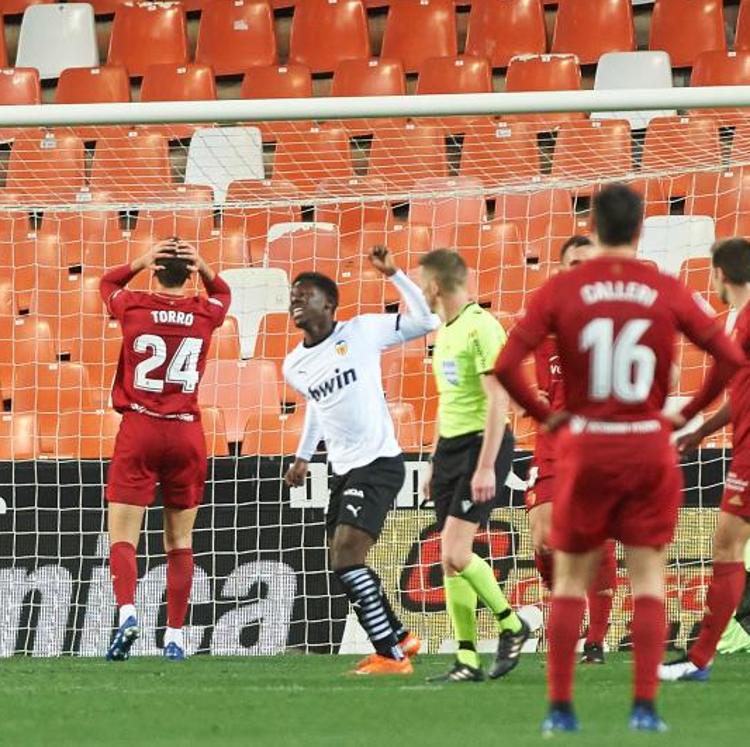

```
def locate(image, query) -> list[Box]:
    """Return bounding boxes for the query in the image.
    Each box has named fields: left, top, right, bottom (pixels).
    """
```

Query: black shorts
left=431, top=429, right=515, bottom=530
left=327, top=455, right=406, bottom=541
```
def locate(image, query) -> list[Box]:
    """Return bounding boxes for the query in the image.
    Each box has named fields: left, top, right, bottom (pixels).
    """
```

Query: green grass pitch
left=1, top=653, right=745, bottom=746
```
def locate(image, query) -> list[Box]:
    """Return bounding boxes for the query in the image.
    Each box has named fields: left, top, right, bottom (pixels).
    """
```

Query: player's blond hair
left=418, top=249, right=468, bottom=294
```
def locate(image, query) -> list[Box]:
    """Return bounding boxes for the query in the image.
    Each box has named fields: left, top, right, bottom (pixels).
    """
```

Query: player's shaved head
left=418, top=249, right=468, bottom=293
left=591, top=184, right=644, bottom=248
left=712, top=238, right=750, bottom=285
left=153, top=237, right=193, bottom=288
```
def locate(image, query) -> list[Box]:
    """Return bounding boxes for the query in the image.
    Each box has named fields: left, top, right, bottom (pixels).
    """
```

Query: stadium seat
left=314, top=178, right=394, bottom=240
left=90, top=131, right=172, bottom=200
left=737, top=0, right=750, bottom=52
left=416, top=56, right=492, bottom=95
left=221, top=267, right=290, bottom=357
left=464, top=0, right=546, bottom=69
left=381, top=0, right=458, bottom=73
left=55, top=66, right=131, bottom=104
left=494, top=188, right=576, bottom=263
left=198, top=359, right=281, bottom=443
left=195, top=0, right=277, bottom=76
left=206, top=316, right=242, bottom=362
left=16, top=3, right=98, bottom=80
left=0, top=413, right=37, bottom=460
left=641, top=116, right=722, bottom=197
left=367, top=123, right=448, bottom=192
left=649, top=0, right=726, bottom=68
left=253, top=312, right=301, bottom=363
left=43, top=409, right=122, bottom=459
left=592, top=52, right=675, bottom=130
left=266, top=223, right=339, bottom=278
left=201, top=405, right=230, bottom=457
left=551, top=119, right=633, bottom=188
left=5, top=132, right=85, bottom=204
left=273, top=128, right=354, bottom=195
left=679, top=257, right=723, bottom=313
left=0, top=316, right=57, bottom=388
left=409, top=177, right=487, bottom=249
left=12, top=362, right=93, bottom=416
left=194, top=232, right=249, bottom=271
left=132, top=185, right=216, bottom=242
left=459, top=121, right=541, bottom=188
left=288, top=0, right=370, bottom=74
left=504, top=54, right=584, bottom=128
left=637, top=215, right=716, bottom=275
left=0, top=68, right=40, bottom=104
left=184, top=127, right=264, bottom=204
left=108, top=2, right=189, bottom=77
left=341, top=222, right=432, bottom=276
left=140, top=63, right=216, bottom=102
left=684, top=169, right=750, bottom=239
left=332, top=58, right=405, bottom=97
left=551, top=0, right=635, bottom=66
left=240, top=408, right=306, bottom=456
left=337, top=268, right=397, bottom=318
left=78, top=317, right=122, bottom=402
left=691, top=51, right=750, bottom=125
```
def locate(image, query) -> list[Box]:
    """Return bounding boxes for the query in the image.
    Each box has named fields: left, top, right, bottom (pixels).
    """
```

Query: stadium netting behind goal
left=0, top=95, right=741, bottom=656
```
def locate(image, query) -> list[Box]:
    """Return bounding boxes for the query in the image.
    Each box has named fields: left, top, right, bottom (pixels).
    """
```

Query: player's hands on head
left=131, top=244, right=179, bottom=273
left=471, top=466, right=496, bottom=504
left=284, top=458, right=309, bottom=488
left=675, top=427, right=704, bottom=454
left=369, top=245, right=398, bottom=277
left=544, top=410, right=570, bottom=433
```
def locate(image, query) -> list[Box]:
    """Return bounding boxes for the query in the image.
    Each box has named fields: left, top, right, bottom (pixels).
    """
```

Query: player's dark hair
left=591, top=184, right=644, bottom=247
left=293, top=271, right=339, bottom=311
left=711, top=238, right=750, bottom=284
left=153, top=237, right=192, bottom=288
left=418, top=249, right=468, bottom=293
left=559, top=234, right=592, bottom=262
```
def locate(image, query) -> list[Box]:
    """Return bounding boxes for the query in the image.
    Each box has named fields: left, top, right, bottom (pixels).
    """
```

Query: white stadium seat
left=637, top=215, right=716, bottom=275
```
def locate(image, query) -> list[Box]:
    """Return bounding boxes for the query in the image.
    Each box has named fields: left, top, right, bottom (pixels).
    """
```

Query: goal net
left=0, top=93, right=743, bottom=656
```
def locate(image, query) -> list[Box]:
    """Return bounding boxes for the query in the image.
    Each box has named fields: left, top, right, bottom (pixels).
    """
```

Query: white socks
left=164, top=627, right=184, bottom=648
left=119, top=604, right=137, bottom=627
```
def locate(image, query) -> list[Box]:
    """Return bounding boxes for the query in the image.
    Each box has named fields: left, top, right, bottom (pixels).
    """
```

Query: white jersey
left=283, top=271, right=439, bottom=475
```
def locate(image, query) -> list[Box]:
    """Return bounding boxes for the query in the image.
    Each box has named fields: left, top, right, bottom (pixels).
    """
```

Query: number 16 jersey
left=102, top=266, right=230, bottom=418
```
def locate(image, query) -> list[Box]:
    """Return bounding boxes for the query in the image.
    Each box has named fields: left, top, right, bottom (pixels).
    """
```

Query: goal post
left=0, top=86, right=747, bottom=656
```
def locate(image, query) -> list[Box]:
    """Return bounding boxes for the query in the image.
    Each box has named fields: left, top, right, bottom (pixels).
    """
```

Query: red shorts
left=106, top=411, right=207, bottom=509
left=721, top=460, right=750, bottom=519
left=525, top=461, right=555, bottom=511
left=550, top=420, right=683, bottom=553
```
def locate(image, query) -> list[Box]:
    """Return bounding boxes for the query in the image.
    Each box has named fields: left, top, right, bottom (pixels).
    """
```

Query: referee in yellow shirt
left=418, top=249, right=529, bottom=682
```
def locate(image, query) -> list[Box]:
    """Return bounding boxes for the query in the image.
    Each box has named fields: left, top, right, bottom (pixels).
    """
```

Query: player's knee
left=441, top=549, right=471, bottom=575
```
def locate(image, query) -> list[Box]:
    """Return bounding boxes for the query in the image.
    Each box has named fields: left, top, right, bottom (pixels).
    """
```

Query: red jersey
left=101, top=264, right=230, bottom=418
left=496, top=256, right=743, bottom=424
left=534, top=337, right=565, bottom=463
left=730, top=304, right=750, bottom=454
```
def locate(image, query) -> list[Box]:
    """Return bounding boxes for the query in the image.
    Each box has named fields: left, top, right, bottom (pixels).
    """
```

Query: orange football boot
left=400, top=632, right=422, bottom=658
left=351, top=654, right=414, bottom=676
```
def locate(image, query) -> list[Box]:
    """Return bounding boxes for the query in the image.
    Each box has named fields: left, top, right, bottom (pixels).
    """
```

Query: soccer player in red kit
left=100, top=238, right=230, bottom=662
left=660, top=238, right=750, bottom=682
left=494, top=185, right=744, bottom=734
left=526, top=235, right=618, bottom=665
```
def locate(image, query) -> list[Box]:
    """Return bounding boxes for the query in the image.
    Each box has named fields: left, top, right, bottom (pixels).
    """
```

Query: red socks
left=167, top=548, right=194, bottom=629
left=586, top=542, right=617, bottom=645
left=534, top=551, right=554, bottom=590
left=689, top=561, right=746, bottom=669
left=631, top=596, right=666, bottom=702
left=110, top=541, right=137, bottom=607
left=547, top=596, right=586, bottom=703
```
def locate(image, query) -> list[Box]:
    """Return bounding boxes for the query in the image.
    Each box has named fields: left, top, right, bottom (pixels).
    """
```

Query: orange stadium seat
left=367, top=123, right=448, bottom=192
left=195, top=0, right=277, bottom=76
left=684, top=169, right=750, bottom=239
left=78, top=318, right=122, bottom=404
left=0, top=67, right=40, bottom=104
left=649, top=0, right=726, bottom=68
left=678, top=257, right=723, bottom=313
left=0, top=413, right=37, bottom=460
left=288, top=0, right=370, bottom=74
left=465, top=0, right=546, bottom=69
left=253, top=313, right=302, bottom=363
left=0, top=18, right=7, bottom=69
left=551, top=119, right=633, bottom=189
left=314, top=178, right=394, bottom=240
left=131, top=185, right=216, bottom=241
left=332, top=58, right=406, bottom=97
left=342, top=222, right=432, bottom=275
left=691, top=51, right=750, bottom=87
left=409, top=177, right=487, bottom=248
left=241, top=408, right=307, bottom=456
left=381, top=0, right=457, bottom=74
left=199, top=359, right=281, bottom=443
left=494, top=188, right=576, bottom=263
left=207, top=316, right=241, bottom=361
left=459, top=120, right=541, bottom=188
left=140, top=63, right=217, bottom=102
left=641, top=116, right=722, bottom=196
left=107, top=2, right=189, bottom=77
left=90, top=131, right=172, bottom=200
left=12, top=362, right=93, bottom=416
left=43, top=409, right=122, bottom=459
left=194, top=232, right=249, bottom=270
left=0, top=315, right=57, bottom=387
left=551, top=0, right=635, bottom=65
left=266, top=224, right=340, bottom=278
left=12, top=263, right=73, bottom=315
left=416, top=55, right=492, bottom=95
left=272, top=128, right=354, bottom=194
left=737, top=0, right=750, bottom=52
left=201, top=405, right=230, bottom=457
left=337, top=268, right=396, bottom=318
left=55, top=66, right=131, bottom=103
left=4, top=133, right=85, bottom=204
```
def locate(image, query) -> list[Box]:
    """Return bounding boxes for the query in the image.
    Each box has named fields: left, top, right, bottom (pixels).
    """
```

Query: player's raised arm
left=368, top=245, right=440, bottom=342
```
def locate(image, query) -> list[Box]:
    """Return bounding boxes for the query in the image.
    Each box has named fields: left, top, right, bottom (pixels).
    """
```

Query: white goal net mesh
left=0, top=110, right=742, bottom=656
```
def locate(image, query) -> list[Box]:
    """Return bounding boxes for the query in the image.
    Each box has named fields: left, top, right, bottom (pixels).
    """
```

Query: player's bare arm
left=676, top=403, right=732, bottom=453
left=471, top=376, right=510, bottom=504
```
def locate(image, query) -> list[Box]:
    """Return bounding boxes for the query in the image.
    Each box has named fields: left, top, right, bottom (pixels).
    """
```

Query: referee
left=418, top=249, right=529, bottom=682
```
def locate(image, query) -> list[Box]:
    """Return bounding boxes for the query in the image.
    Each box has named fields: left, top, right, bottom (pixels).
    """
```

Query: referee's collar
left=446, top=302, right=477, bottom=327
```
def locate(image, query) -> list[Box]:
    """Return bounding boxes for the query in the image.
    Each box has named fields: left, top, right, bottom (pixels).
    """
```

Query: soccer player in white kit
left=283, top=247, right=440, bottom=675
